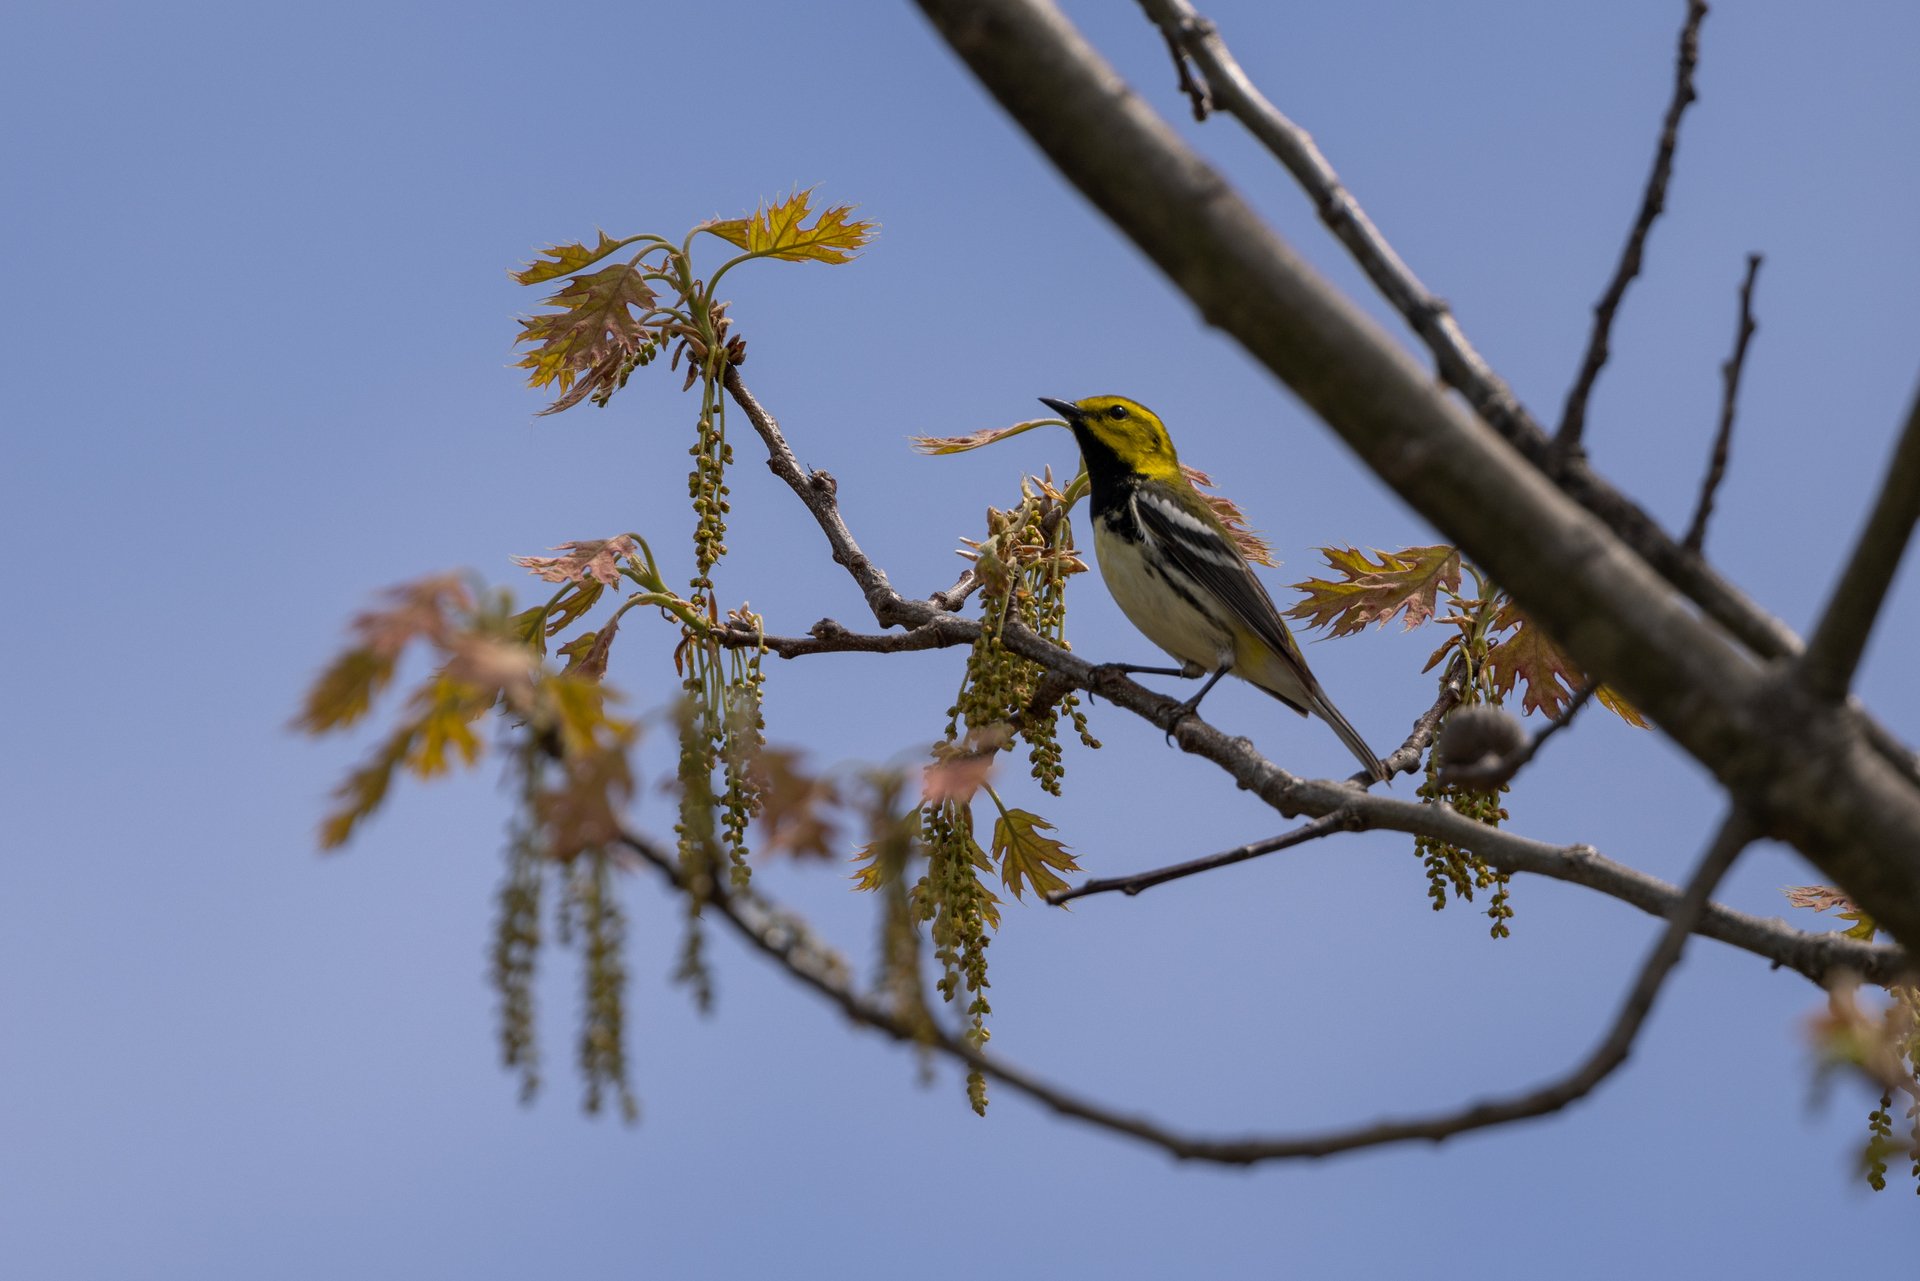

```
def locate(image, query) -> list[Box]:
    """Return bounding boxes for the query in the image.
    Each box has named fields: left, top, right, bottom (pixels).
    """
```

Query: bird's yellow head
left=1038, top=395, right=1182, bottom=482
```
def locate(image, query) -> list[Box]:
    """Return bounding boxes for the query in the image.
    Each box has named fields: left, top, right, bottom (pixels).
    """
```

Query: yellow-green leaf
left=1288, top=545, right=1461, bottom=638
left=511, top=231, right=647, bottom=285
left=700, top=189, right=876, bottom=264
left=1595, top=684, right=1649, bottom=728
left=294, top=647, right=395, bottom=734
left=991, top=808, right=1079, bottom=901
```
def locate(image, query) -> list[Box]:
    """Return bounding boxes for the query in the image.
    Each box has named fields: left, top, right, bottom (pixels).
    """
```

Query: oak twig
left=1798, top=378, right=1920, bottom=701
left=1134, top=0, right=1798, bottom=665
left=1557, top=0, right=1708, bottom=452
left=1684, top=254, right=1763, bottom=554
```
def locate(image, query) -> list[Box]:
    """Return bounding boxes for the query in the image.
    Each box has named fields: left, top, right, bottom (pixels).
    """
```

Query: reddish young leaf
left=1485, top=603, right=1580, bottom=719
left=1287, top=545, right=1461, bottom=638
left=512, top=535, right=639, bottom=588
left=513, top=263, right=657, bottom=412
left=910, top=418, right=1053, bottom=455
left=1185, top=466, right=1276, bottom=567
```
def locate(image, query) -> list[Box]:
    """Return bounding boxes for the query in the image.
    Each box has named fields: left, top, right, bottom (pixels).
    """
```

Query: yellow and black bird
left=1041, top=395, right=1388, bottom=782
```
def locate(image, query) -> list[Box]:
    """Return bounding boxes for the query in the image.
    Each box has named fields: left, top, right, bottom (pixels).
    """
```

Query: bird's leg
left=1175, top=665, right=1231, bottom=715
left=1158, top=662, right=1231, bottom=744
left=1091, top=660, right=1200, bottom=681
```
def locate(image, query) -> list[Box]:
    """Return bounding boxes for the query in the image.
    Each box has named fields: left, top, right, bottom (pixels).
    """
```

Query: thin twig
left=1684, top=253, right=1763, bottom=553
left=1557, top=0, right=1709, bottom=452
left=1136, top=0, right=1804, bottom=668
left=1799, top=378, right=1920, bottom=700
left=620, top=810, right=1765, bottom=1163
left=1048, top=811, right=1353, bottom=905
left=715, top=615, right=976, bottom=659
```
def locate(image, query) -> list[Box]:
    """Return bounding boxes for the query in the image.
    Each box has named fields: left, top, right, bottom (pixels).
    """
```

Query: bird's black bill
left=1038, top=396, right=1081, bottom=421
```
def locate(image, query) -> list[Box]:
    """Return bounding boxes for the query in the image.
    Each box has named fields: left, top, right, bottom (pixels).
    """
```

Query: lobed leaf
left=1484, top=603, right=1580, bottom=719
left=991, top=808, right=1080, bottom=901
left=511, top=231, right=650, bottom=286
left=513, top=264, right=658, bottom=412
left=700, top=189, right=876, bottom=264
left=513, top=536, right=640, bottom=588
left=1287, top=544, right=1461, bottom=638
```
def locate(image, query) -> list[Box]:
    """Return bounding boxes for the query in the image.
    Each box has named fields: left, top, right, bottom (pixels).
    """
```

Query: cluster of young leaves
left=511, top=191, right=874, bottom=995
left=294, top=573, right=643, bottom=1118
left=1287, top=545, right=1646, bottom=726
left=1788, top=888, right=1920, bottom=1192
left=1287, top=547, right=1653, bottom=931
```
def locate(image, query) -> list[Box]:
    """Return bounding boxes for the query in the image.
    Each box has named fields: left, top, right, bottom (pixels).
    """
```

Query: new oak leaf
left=701, top=189, right=876, bottom=264
left=1287, top=544, right=1461, bottom=638
left=992, top=808, right=1079, bottom=901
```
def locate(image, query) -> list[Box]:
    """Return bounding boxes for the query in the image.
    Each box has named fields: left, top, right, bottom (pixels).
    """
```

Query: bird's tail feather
left=1310, top=692, right=1390, bottom=784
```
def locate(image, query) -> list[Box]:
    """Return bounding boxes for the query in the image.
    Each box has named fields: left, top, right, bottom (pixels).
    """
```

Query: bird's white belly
left=1093, top=523, right=1231, bottom=672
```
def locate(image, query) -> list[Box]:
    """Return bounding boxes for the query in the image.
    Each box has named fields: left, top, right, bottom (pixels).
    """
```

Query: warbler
left=1040, top=395, right=1388, bottom=783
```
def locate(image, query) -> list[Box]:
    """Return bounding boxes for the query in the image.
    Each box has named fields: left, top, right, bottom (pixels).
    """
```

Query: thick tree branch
left=1557, top=0, right=1708, bottom=452
left=1798, top=377, right=1920, bottom=701
left=911, top=0, right=1920, bottom=952
left=1135, top=0, right=1797, bottom=664
left=1684, top=254, right=1763, bottom=554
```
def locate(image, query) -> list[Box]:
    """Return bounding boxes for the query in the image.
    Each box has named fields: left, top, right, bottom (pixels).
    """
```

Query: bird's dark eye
left=1107, top=404, right=1128, bottom=420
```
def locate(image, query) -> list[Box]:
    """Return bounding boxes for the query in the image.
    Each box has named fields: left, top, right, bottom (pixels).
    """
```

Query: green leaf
left=700, top=189, right=876, bottom=264
left=991, top=808, right=1079, bottom=901
left=1287, top=545, right=1461, bottom=638
left=294, top=647, right=395, bottom=734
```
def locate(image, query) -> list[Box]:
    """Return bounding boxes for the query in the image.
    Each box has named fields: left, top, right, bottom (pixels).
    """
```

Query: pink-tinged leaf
left=511, top=231, right=648, bottom=286
left=513, top=263, right=658, bottom=412
left=512, top=535, right=640, bottom=588
left=1287, top=545, right=1461, bottom=638
left=1783, top=885, right=1879, bottom=940
left=911, top=418, right=1053, bottom=455
left=1185, top=467, right=1276, bottom=567
left=1485, top=603, right=1579, bottom=719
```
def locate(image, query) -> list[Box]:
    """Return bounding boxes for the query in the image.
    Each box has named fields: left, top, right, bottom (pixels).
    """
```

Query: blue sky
left=3, top=0, right=1916, bottom=1274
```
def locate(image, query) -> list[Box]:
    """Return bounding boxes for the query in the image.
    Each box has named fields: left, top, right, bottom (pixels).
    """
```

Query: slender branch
left=1684, top=253, right=1763, bottom=553
left=1557, top=0, right=1709, bottom=451
left=716, top=615, right=977, bottom=659
left=1798, top=377, right=1920, bottom=700
left=620, top=810, right=1782, bottom=1165
left=1133, top=0, right=1799, bottom=665
left=1048, top=811, right=1352, bottom=905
